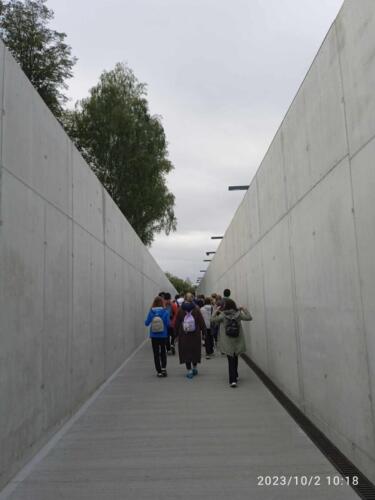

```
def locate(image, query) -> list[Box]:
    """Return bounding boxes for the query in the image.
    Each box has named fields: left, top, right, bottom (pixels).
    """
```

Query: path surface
left=3, top=343, right=357, bottom=500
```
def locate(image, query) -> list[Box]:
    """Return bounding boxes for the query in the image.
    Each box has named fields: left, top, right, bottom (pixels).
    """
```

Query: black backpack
left=225, top=317, right=240, bottom=338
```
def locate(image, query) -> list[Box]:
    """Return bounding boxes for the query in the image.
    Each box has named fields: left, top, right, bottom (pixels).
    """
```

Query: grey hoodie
left=200, top=304, right=213, bottom=329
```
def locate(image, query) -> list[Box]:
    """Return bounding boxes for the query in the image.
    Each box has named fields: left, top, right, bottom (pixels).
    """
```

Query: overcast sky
left=48, top=0, right=343, bottom=283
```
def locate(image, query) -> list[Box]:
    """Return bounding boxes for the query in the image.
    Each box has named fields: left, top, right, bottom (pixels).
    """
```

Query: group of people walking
left=144, top=289, right=252, bottom=387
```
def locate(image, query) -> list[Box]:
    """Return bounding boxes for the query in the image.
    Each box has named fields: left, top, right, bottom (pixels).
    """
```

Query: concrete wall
left=198, top=0, right=375, bottom=483
left=0, top=41, right=175, bottom=488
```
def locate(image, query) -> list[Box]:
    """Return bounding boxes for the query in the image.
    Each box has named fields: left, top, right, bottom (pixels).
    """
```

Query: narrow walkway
left=3, top=343, right=357, bottom=500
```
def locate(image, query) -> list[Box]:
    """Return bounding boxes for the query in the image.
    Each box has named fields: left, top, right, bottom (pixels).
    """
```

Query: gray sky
left=49, top=0, right=343, bottom=284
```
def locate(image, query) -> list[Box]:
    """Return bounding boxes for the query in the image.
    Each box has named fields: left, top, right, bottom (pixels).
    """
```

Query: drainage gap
left=241, top=353, right=375, bottom=500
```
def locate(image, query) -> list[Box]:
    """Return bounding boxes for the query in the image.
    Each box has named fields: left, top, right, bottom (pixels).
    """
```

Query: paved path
left=3, top=342, right=357, bottom=499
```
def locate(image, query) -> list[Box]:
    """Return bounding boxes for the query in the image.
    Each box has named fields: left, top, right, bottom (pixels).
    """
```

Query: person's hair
left=223, top=288, right=231, bottom=298
left=152, top=296, right=164, bottom=308
left=198, top=294, right=205, bottom=299
left=223, top=298, right=237, bottom=310
left=204, top=297, right=211, bottom=305
left=185, top=292, right=194, bottom=302
left=158, top=292, right=165, bottom=298
left=164, top=292, right=171, bottom=300
left=211, top=293, right=217, bottom=299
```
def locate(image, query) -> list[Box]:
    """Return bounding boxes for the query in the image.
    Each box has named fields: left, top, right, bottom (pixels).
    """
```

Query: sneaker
left=171, top=346, right=175, bottom=355
left=230, top=382, right=237, bottom=388
left=157, top=372, right=163, bottom=378
left=161, top=369, right=168, bottom=377
left=205, top=355, right=211, bottom=360
left=192, top=367, right=198, bottom=376
left=186, top=370, right=194, bottom=379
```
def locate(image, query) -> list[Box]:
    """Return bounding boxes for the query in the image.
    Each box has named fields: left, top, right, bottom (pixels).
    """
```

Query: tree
left=166, top=273, right=196, bottom=295
left=0, top=0, right=76, bottom=117
left=65, top=63, right=177, bottom=246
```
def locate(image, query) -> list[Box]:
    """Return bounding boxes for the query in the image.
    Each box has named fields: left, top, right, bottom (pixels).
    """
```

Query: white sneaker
left=230, top=382, right=237, bottom=388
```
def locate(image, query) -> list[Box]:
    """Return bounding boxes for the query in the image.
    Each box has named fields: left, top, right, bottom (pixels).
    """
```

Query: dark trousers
left=186, top=362, right=197, bottom=370
left=212, top=325, right=218, bottom=345
left=166, top=326, right=175, bottom=351
left=205, top=328, right=214, bottom=355
left=151, top=338, right=167, bottom=373
left=227, top=355, right=239, bottom=383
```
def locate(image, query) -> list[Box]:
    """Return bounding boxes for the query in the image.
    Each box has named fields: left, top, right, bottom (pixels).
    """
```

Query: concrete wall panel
left=0, top=42, right=5, bottom=163
left=247, top=180, right=260, bottom=248
left=261, top=217, right=301, bottom=401
left=283, top=26, right=347, bottom=208
left=88, top=236, right=105, bottom=391
left=0, top=171, right=44, bottom=478
left=122, top=217, right=137, bottom=267
left=42, top=204, right=72, bottom=429
left=72, top=146, right=104, bottom=241
left=127, top=264, right=143, bottom=353
left=245, top=246, right=268, bottom=372
left=2, top=48, right=72, bottom=215
left=290, top=159, right=374, bottom=461
left=104, top=248, right=125, bottom=377
left=71, top=224, right=92, bottom=409
left=336, top=0, right=375, bottom=155
left=351, top=137, right=375, bottom=423
left=256, top=130, right=287, bottom=235
left=104, top=190, right=123, bottom=256
left=229, top=184, right=258, bottom=265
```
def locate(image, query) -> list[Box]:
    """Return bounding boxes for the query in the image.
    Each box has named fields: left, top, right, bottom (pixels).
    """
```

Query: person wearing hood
left=211, top=298, right=252, bottom=387
left=145, top=296, right=170, bottom=377
left=175, top=292, right=207, bottom=379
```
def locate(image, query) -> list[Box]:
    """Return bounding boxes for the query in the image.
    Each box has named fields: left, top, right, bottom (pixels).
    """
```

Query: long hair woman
left=145, top=296, right=170, bottom=377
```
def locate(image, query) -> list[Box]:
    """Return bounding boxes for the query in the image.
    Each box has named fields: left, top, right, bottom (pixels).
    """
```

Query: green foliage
left=0, top=0, right=76, bottom=117
left=64, top=63, right=177, bottom=246
left=165, top=272, right=196, bottom=295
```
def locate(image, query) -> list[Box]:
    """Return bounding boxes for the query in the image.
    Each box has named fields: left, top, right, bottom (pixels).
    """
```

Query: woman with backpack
left=175, top=293, right=206, bottom=379
left=211, top=298, right=252, bottom=387
left=145, top=296, right=170, bottom=377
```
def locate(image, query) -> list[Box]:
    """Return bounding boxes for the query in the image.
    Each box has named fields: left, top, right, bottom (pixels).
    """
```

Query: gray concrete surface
left=0, top=344, right=358, bottom=500
left=198, top=0, right=375, bottom=484
left=0, top=40, right=175, bottom=488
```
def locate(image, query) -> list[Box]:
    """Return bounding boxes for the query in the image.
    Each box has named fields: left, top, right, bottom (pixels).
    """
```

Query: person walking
left=210, top=294, right=219, bottom=347
left=164, top=292, right=178, bottom=355
left=145, top=296, right=170, bottom=377
left=211, top=294, right=223, bottom=349
left=175, top=293, right=206, bottom=379
left=211, top=298, right=252, bottom=387
left=200, top=297, right=214, bottom=359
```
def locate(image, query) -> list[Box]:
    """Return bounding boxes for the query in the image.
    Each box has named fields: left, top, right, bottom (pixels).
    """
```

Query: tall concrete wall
left=0, top=41, right=175, bottom=488
left=199, top=0, right=375, bottom=483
